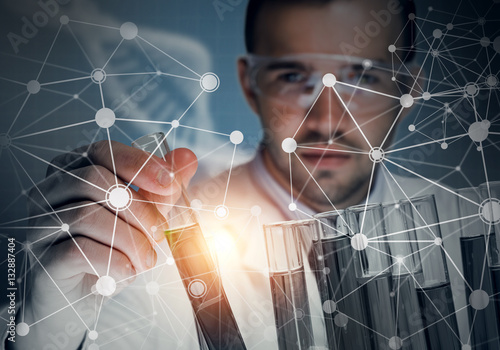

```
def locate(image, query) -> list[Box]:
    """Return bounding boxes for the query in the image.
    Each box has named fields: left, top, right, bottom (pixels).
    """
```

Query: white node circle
left=214, top=205, right=229, bottom=220
left=400, top=94, right=414, bottom=108
left=351, top=233, right=368, bottom=251
left=230, top=130, right=244, bottom=145
left=0, top=133, right=12, bottom=149
left=16, top=322, right=29, bottom=336
left=434, top=237, right=443, bottom=246
left=469, top=289, right=489, bottom=310
left=362, top=59, right=373, bottom=69
left=408, top=124, right=416, bottom=132
left=441, top=142, right=448, bottom=150
left=369, top=147, right=385, bottom=163
left=188, top=279, right=207, bottom=298
left=61, top=223, right=70, bottom=232
left=479, top=198, right=500, bottom=225
left=446, top=23, right=453, bottom=30
left=190, top=199, right=203, bottom=210
left=282, top=138, right=297, bottom=153
left=494, top=37, right=500, bottom=53
left=464, top=83, right=479, bottom=97
left=106, top=185, right=132, bottom=211
left=166, top=257, right=175, bottom=265
left=288, top=203, right=297, bottom=212
left=389, top=336, right=403, bottom=350
left=433, top=29, right=443, bottom=38
left=171, top=119, right=180, bottom=128
left=468, top=121, right=489, bottom=142
left=322, top=300, right=337, bottom=314
left=88, top=330, right=98, bottom=340
left=146, top=281, right=160, bottom=295
left=95, top=108, right=116, bottom=128
left=91, top=68, right=106, bottom=84
left=251, top=205, right=262, bottom=216
left=422, top=92, right=431, bottom=101
left=486, top=75, right=498, bottom=87
left=334, top=313, right=349, bottom=327
left=477, top=146, right=482, bottom=152
left=120, top=22, right=138, bottom=40
left=294, top=308, right=304, bottom=320
left=59, top=15, right=69, bottom=24
left=27, top=80, right=40, bottom=94
left=96, top=276, right=116, bottom=296
left=431, top=50, right=439, bottom=57
left=322, top=73, right=337, bottom=87
left=200, top=72, right=219, bottom=92
left=480, top=37, right=491, bottom=47
left=388, top=44, right=396, bottom=53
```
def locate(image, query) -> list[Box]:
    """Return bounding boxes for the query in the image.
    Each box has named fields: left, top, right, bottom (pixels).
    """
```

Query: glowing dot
left=88, top=331, right=98, bottom=340
left=0, top=134, right=12, bottom=149
left=389, top=336, right=403, bottom=350
left=431, top=50, right=439, bottom=57
left=434, top=238, right=442, bottom=246
left=396, top=256, right=404, bottom=264
left=469, top=289, right=489, bottom=310
left=351, top=233, right=368, bottom=251
left=106, top=185, right=132, bottom=211
left=480, top=37, right=491, bottom=47
left=446, top=23, right=453, bottom=30
left=27, top=80, right=40, bottom=94
left=391, top=76, right=396, bottom=81
left=400, top=94, right=414, bottom=108
left=200, top=72, right=219, bottom=92
left=322, top=73, right=336, bottom=87
left=251, top=205, right=262, bottom=216
left=486, top=75, right=498, bottom=87
left=214, top=205, right=229, bottom=219
left=282, top=138, right=297, bottom=153
left=59, top=15, right=69, bottom=24
left=95, top=108, right=116, bottom=128
left=323, top=267, right=330, bottom=275
left=369, top=147, right=385, bottom=163
left=477, top=146, right=482, bottom=152
left=334, top=313, right=349, bottom=327
left=468, top=121, right=489, bottom=142
left=188, top=279, right=206, bottom=298
left=428, top=6, right=433, bottom=11
left=82, top=152, right=88, bottom=157
left=16, top=323, right=29, bottom=336
left=73, top=94, right=79, bottom=99
left=422, top=92, right=431, bottom=101
left=323, top=300, right=337, bottom=314
left=288, top=203, right=297, bottom=212
left=294, top=308, right=304, bottom=319
left=166, top=257, right=175, bottom=265
left=455, top=166, right=461, bottom=171
left=388, top=45, right=396, bottom=53
left=190, top=199, right=203, bottom=210
left=480, top=198, right=500, bottom=224
left=408, top=124, right=416, bottom=132
left=96, top=276, right=116, bottom=296
left=146, top=281, right=160, bottom=295
left=494, top=36, right=500, bottom=53
left=120, top=22, right=138, bottom=40
left=433, top=29, right=443, bottom=38
left=441, top=142, right=448, bottom=150
left=24, top=241, right=32, bottom=251
left=61, top=223, right=70, bottom=232
left=362, top=59, right=373, bottom=69
left=171, top=120, right=179, bottom=128
left=91, top=68, right=106, bottom=84
left=464, top=83, right=479, bottom=97
left=230, top=130, right=244, bottom=145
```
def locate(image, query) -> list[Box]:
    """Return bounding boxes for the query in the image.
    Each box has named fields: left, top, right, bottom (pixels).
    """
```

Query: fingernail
left=156, top=169, right=175, bottom=187
left=146, top=249, right=156, bottom=269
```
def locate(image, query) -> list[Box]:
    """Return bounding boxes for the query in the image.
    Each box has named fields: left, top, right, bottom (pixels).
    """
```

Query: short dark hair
left=244, top=0, right=416, bottom=61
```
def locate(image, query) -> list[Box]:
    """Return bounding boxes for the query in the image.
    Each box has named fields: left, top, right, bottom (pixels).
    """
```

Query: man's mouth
left=298, top=147, right=352, bottom=169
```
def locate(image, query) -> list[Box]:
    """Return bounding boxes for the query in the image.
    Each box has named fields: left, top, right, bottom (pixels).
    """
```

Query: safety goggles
left=243, top=53, right=402, bottom=109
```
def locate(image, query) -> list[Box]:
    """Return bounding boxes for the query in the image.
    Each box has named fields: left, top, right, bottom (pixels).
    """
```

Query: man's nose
left=305, top=85, right=350, bottom=137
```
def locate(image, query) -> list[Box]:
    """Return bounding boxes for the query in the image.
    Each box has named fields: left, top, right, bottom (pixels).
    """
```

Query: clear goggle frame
left=243, top=53, right=408, bottom=109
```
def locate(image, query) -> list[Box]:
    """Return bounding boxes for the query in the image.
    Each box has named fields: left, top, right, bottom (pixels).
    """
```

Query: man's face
left=240, top=0, right=408, bottom=212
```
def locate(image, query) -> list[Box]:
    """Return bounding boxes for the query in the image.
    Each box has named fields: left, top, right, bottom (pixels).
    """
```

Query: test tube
left=382, top=201, right=426, bottom=350
left=132, top=132, right=246, bottom=350
left=344, top=203, right=396, bottom=350
left=479, top=181, right=500, bottom=338
left=313, top=210, right=371, bottom=350
left=400, top=195, right=460, bottom=350
left=264, top=219, right=315, bottom=350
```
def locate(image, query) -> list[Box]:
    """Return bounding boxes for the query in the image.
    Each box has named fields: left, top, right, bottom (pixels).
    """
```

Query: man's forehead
left=253, top=0, right=405, bottom=61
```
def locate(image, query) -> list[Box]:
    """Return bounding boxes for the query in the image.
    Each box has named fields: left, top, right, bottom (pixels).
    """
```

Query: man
left=5, top=0, right=467, bottom=349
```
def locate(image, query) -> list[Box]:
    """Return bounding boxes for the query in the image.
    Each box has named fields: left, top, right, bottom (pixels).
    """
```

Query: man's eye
left=342, top=69, right=380, bottom=86
left=276, top=71, right=308, bottom=83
